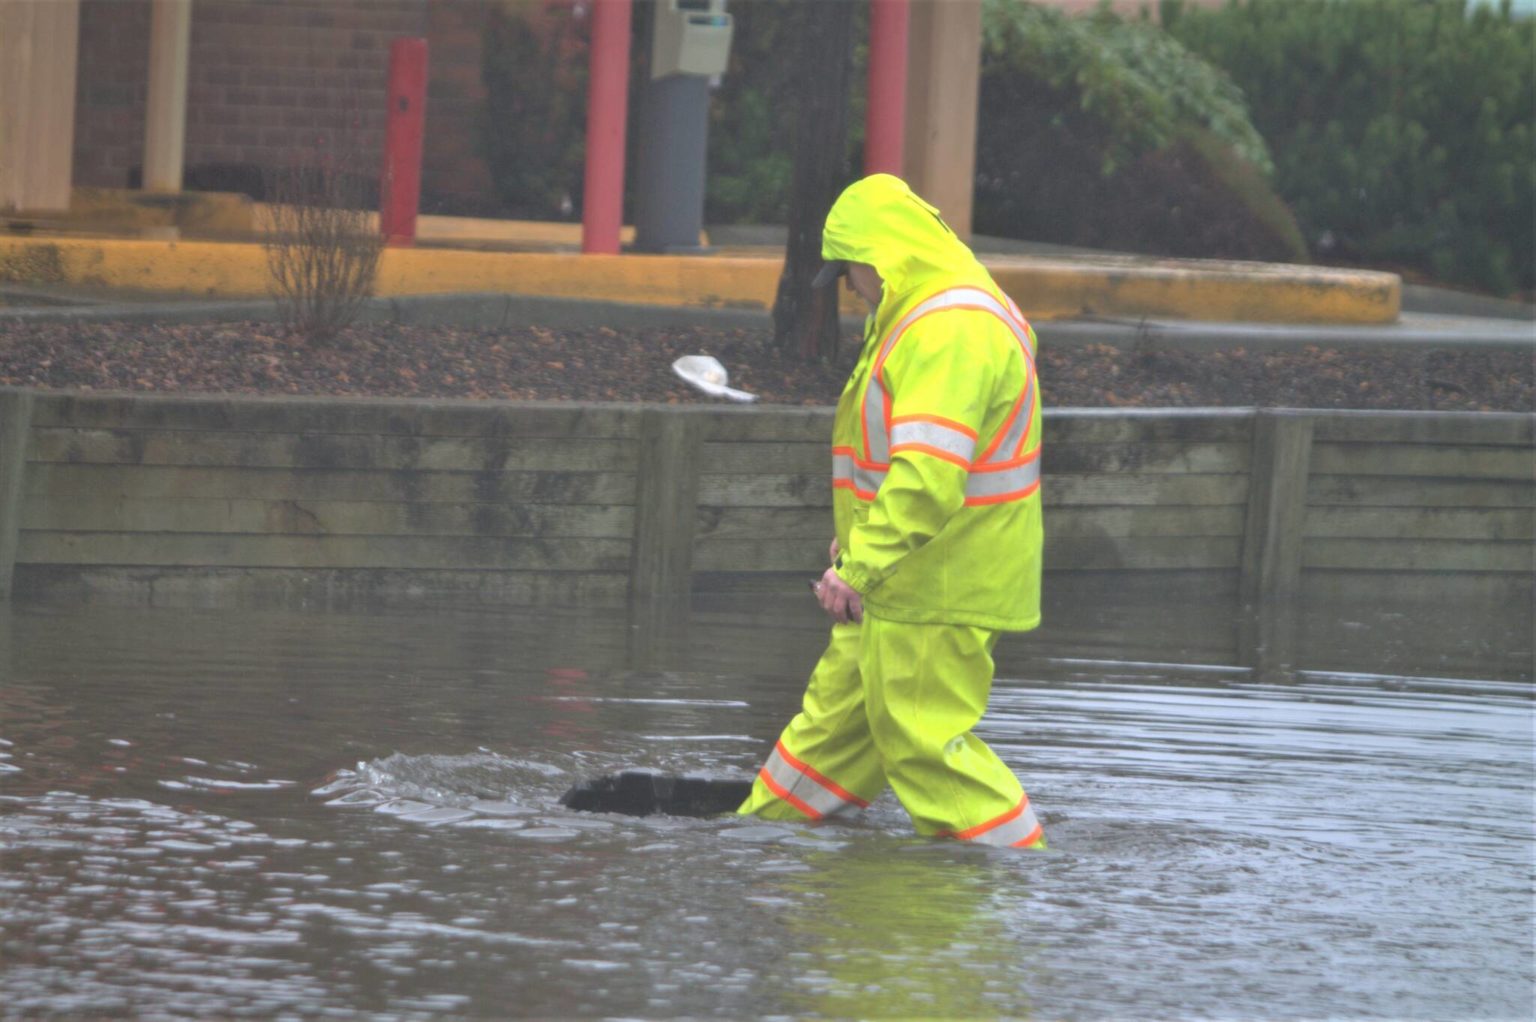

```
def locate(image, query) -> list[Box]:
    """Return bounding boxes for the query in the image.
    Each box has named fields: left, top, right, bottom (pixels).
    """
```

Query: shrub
left=982, top=0, right=1272, bottom=175
left=1163, top=0, right=1536, bottom=295
left=703, top=2, right=801, bottom=225
left=262, top=143, right=382, bottom=346
left=480, top=1, right=593, bottom=220
left=975, top=0, right=1304, bottom=261
left=705, top=1, right=865, bottom=225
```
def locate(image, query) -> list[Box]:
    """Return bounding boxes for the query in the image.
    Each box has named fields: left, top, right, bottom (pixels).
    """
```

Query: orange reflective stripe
left=940, top=795, right=1044, bottom=847
left=860, top=379, right=890, bottom=465
left=758, top=741, right=870, bottom=820
left=832, top=446, right=856, bottom=485
left=979, top=371, right=1034, bottom=462
left=844, top=286, right=1042, bottom=507
left=962, top=448, right=1041, bottom=505
left=979, top=340, right=1037, bottom=464
left=832, top=446, right=886, bottom=501
left=891, top=444, right=969, bottom=469
left=832, top=477, right=879, bottom=501
left=963, top=481, right=1040, bottom=507
left=1009, top=363, right=1038, bottom=461
left=773, top=740, right=870, bottom=808
left=977, top=400, right=1020, bottom=463
left=1012, top=821, right=1046, bottom=849
left=892, top=413, right=977, bottom=439
left=890, top=414, right=978, bottom=468
left=948, top=797, right=1026, bottom=840
left=757, top=767, right=823, bottom=820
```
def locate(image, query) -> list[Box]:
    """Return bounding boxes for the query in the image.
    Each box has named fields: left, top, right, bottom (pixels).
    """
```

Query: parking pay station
left=634, top=0, right=734, bottom=253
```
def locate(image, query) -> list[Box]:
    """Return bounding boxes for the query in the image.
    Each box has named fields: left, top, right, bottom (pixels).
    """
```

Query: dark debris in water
left=560, top=771, right=752, bottom=818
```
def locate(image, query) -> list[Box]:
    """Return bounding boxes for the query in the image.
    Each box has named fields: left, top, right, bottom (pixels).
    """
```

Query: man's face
left=845, top=262, right=884, bottom=311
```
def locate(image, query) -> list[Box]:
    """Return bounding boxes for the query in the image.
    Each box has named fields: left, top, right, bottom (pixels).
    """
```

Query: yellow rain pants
left=739, top=615, right=1045, bottom=849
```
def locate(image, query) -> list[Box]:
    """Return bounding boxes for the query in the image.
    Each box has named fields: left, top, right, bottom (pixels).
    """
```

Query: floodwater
left=1, top=581, right=1531, bottom=1020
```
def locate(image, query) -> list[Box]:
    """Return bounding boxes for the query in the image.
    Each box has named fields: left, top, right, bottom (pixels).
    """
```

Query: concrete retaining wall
left=1, top=388, right=1530, bottom=608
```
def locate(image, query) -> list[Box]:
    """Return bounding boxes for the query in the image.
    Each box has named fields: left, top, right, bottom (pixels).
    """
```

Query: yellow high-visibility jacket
left=825, top=175, right=1043, bottom=632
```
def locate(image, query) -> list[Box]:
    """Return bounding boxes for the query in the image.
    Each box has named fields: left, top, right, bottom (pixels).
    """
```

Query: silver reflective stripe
left=832, top=450, right=887, bottom=498
left=986, top=373, right=1036, bottom=462
left=863, top=379, right=890, bottom=464
left=963, top=456, right=1041, bottom=502
left=832, top=448, right=855, bottom=482
left=759, top=744, right=864, bottom=820
left=855, top=464, right=887, bottom=494
left=888, top=286, right=1036, bottom=360
left=1003, top=294, right=1038, bottom=359
left=849, top=285, right=1041, bottom=504
left=960, top=797, right=1044, bottom=848
left=890, top=420, right=976, bottom=464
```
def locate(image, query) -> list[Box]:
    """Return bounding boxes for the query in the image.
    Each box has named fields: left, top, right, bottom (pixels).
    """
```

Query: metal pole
left=143, top=0, right=192, bottom=193
left=582, top=0, right=633, bottom=255
left=865, top=0, right=909, bottom=176
left=380, top=37, right=429, bottom=247
left=633, top=74, right=710, bottom=253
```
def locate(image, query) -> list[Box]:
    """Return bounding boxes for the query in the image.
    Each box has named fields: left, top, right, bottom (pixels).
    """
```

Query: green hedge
left=982, top=0, right=1272, bottom=176
left=705, top=1, right=865, bottom=225
left=480, top=3, right=592, bottom=220
left=974, top=0, right=1305, bottom=262
left=1163, top=0, right=1536, bottom=295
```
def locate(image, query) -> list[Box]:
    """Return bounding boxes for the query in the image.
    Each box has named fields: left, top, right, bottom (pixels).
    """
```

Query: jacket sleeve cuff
left=835, top=563, right=879, bottom=594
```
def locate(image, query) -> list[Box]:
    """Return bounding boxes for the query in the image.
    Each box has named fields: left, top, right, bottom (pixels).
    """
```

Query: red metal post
left=865, top=0, right=910, bottom=177
left=582, top=0, right=632, bottom=255
left=380, top=37, right=428, bottom=247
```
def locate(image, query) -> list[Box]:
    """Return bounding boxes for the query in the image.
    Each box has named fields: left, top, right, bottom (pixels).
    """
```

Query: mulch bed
left=0, top=319, right=1530, bottom=411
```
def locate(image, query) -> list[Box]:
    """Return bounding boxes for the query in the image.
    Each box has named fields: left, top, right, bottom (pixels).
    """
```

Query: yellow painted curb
left=0, top=235, right=1400, bottom=325
left=376, top=248, right=787, bottom=311
left=989, top=253, right=1401, bottom=325
left=252, top=205, right=646, bottom=248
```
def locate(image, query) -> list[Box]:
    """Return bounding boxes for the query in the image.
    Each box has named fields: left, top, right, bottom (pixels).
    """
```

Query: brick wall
left=1046, top=0, right=1223, bottom=14
left=184, top=0, right=427, bottom=187
left=75, top=0, right=468, bottom=206
left=73, top=0, right=152, bottom=188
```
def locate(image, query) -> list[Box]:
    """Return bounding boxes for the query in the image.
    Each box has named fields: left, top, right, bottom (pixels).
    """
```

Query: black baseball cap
left=811, top=260, right=847, bottom=288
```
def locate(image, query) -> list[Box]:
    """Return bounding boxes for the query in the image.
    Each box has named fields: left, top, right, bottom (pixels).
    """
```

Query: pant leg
left=738, top=621, right=887, bottom=821
left=861, top=614, right=1045, bottom=849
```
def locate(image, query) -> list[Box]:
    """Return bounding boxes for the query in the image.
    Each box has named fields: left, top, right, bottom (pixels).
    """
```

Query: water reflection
left=0, top=580, right=1531, bottom=1020
left=770, top=842, right=1040, bottom=1019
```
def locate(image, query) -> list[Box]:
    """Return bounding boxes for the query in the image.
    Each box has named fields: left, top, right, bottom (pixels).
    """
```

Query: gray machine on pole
left=633, top=0, right=734, bottom=253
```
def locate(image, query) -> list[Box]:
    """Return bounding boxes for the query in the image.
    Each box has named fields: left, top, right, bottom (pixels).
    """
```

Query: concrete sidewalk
left=4, top=285, right=1531, bottom=355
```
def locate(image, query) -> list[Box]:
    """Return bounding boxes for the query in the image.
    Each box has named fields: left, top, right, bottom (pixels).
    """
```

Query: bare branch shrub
left=263, top=138, right=382, bottom=346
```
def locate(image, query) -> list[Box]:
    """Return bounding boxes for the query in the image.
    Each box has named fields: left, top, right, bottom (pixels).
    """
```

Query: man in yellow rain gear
left=737, top=174, right=1048, bottom=850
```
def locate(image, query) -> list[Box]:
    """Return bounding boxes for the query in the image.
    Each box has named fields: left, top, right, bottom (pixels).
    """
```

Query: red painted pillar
left=582, top=0, right=632, bottom=255
left=865, top=0, right=909, bottom=177
left=380, top=37, right=428, bottom=247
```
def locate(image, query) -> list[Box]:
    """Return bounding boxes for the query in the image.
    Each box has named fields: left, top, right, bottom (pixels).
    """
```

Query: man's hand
left=814, top=565, right=863, bottom=625
left=829, top=537, right=840, bottom=563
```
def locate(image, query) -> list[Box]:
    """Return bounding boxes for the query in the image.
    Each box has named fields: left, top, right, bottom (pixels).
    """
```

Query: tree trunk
left=771, top=0, right=855, bottom=361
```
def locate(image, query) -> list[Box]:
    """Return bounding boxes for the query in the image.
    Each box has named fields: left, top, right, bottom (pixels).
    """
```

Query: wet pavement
left=1, top=583, right=1531, bottom=1019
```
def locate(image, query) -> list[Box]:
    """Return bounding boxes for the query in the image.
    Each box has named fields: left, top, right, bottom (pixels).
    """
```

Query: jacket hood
left=820, top=174, right=987, bottom=304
